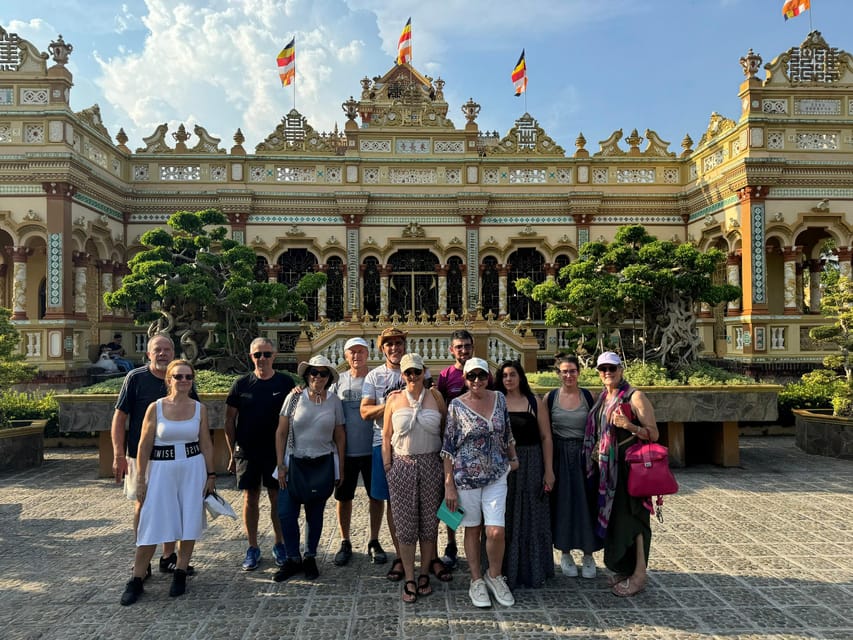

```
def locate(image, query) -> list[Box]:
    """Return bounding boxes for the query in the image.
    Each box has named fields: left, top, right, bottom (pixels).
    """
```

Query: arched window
left=447, top=256, right=464, bottom=316
left=481, top=256, right=499, bottom=316
left=277, top=249, right=319, bottom=321
left=508, top=248, right=545, bottom=320
left=326, top=256, right=344, bottom=321
left=362, top=257, right=381, bottom=318
left=388, top=249, right=439, bottom=320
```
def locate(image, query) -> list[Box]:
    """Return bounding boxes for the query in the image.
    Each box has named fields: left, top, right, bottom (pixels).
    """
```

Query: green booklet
left=437, top=499, right=464, bottom=530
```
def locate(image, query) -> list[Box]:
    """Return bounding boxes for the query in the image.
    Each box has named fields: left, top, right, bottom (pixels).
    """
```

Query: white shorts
left=123, top=457, right=149, bottom=501
left=457, top=470, right=509, bottom=528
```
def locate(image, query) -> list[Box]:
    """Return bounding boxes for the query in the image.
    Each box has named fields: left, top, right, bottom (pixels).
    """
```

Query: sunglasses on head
left=597, top=365, right=618, bottom=373
left=307, top=368, right=330, bottom=378
left=465, top=371, right=489, bottom=381
left=403, top=368, right=423, bottom=377
left=172, top=374, right=194, bottom=381
left=252, top=351, right=273, bottom=359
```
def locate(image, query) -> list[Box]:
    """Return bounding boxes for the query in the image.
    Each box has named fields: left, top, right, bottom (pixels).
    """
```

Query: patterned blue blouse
left=441, top=391, right=514, bottom=490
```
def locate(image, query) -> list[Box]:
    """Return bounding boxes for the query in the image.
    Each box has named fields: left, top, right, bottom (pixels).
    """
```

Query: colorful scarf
left=583, top=380, right=633, bottom=538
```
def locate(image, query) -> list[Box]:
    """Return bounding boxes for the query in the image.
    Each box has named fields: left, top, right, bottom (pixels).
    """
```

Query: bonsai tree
left=807, top=269, right=853, bottom=416
left=104, top=209, right=325, bottom=370
left=516, top=225, right=740, bottom=368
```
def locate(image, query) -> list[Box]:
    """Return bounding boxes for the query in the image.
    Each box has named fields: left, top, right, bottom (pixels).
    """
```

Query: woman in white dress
left=121, top=359, right=215, bottom=605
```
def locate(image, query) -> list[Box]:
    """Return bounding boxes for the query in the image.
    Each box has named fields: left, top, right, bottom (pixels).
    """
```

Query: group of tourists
left=112, top=329, right=659, bottom=607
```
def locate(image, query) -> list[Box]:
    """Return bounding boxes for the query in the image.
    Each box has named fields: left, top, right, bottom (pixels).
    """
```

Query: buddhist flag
left=512, top=49, right=527, bottom=97
left=277, top=38, right=295, bottom=86
left=782, top=0, right=810, bottom=20
left=396, top=18, right=412, bottom=64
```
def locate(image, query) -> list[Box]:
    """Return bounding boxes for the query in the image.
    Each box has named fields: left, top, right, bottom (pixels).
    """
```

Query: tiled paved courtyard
left=1, top=436, right=851, bottom=639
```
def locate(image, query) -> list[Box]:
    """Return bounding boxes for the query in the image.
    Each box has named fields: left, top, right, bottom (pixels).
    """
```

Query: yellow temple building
left=1, top=25, right=852, bottom=381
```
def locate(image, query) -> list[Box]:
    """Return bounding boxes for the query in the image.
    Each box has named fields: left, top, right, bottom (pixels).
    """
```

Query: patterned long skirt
left=387, top=452, right=443, bottom=546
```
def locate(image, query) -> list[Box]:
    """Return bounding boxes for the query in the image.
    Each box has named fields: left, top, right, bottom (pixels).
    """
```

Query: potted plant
left=793, top=271, right=853, bottom=458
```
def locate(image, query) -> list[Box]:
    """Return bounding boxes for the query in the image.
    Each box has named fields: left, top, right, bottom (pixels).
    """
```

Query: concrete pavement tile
left=354, top=593, right=399, bottom=616
left=350, top=616, right=400, bottom=638
left=661, top=587, right=728, bottom=609
left=637, top=608, right=704, bottom=631
left=447, top=612, right=503, bottom=634
left=689, top=607, right=756, bottom=631
left=547, top=609, right=604, bottom=635
left=782, top=604, right=853, bottom=629
left=242, top=617, right=302, bottom=638
left=401, top=616, right=452, bottom=637
left=648, top=571, right=704, bottom=588
left=737, top=605, right=803, bottom=629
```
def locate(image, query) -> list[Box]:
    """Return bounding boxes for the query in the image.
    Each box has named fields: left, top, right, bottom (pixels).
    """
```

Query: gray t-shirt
left=280, top=389, right=344, bottom=458
left=330, top=371, right=373, bottom=457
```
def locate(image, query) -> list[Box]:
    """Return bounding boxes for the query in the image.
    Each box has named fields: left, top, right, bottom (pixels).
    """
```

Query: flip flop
left=429, top=557, right=453, bottom=582
left=417, top=574, right=432, bottom=596
left=386, top=558, right=404, bottom=582
left=608, top=573, right=629, bottom=587
left=402, top=580, right=417, bottom=603
left=611, top=577, right=646, bottom=597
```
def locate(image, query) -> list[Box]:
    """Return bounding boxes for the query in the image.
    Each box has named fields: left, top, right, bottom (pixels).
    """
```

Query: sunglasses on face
left=465, top=371, right=489, bottom=382
left=403, top=368, right=423, bottom=377
left=597, top=365, right=619, bottom=373
left=558, top=369, right=579, bottom=376
left=172, top=374, right=194, bottom=381
left=252, top=351, right=273, bottom=359
left=451, top=343, right=472, bottom=351
left=307, top=368, right=330, bottom=378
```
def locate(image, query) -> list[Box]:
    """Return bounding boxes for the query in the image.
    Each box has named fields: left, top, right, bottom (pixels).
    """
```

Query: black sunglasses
left=465, top=371, right=489, bottom=381
left=252, top=351, right=274, bottom=359
left=597, top=365, right=618, bottom=373
left=172, top=374, right=194, bottom=381
left=307, top=368, right=330, bottom=378
left=403, top=368, right=423, bottom=377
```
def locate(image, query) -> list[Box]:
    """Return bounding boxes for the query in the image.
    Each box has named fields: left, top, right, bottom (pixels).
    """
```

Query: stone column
left=380, top=265, right=392, bottom=320
left=795, top=262, right=804, bottom=313
left=316, top=264, right=328, bottom=319
left=808, top=259, right=823, bottom=313
left=735, top=185, right=769, bottom=315
left=726, top=253, right=742, bottom=316
left=100, top=260, right=115, bottom=320
left=9, top=246, right=31, bottom=320
left=266, top=264, right=280, bottom=284
left=0, top=263, right=7, bottom=308
left=436, top=265, right=447, bottom=320
left=42, top=181, right=77, bottom=319
left=782, top=246, right=801, bottom=315
left=72, top=252, right=89, bottom=317
left=837, top=247, right=853, bottom=280
left=498, top=264, right=508, bottom=318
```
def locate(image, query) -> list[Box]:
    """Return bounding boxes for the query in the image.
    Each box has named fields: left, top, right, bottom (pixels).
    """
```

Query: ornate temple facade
left=1, top=25, right=852, bottom=379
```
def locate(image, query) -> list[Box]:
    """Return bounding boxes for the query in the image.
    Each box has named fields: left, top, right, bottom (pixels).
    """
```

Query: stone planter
left=793, top=409, right=853, bottom=459
left=0, top=419, right=48, bottom=471
left=56, top=394, right=228, bottom=477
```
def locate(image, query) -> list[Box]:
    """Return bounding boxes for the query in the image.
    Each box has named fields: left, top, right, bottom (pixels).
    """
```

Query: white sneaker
left=483, top=573, right=515, bottom=606
left=581, top=554, right=597, bottom=579
left=469, top=578, right=491, bottom=608
left=560, top=552, right=578, bottom=577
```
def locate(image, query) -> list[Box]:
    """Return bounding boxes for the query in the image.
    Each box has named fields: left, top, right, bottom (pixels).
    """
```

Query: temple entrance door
left=388, top=249, right=438, bottom=321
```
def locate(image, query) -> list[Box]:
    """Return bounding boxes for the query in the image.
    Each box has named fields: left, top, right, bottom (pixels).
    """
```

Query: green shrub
left=777, top=368, right=840, bottom=425
left=0, top=390, right=58, bottom=431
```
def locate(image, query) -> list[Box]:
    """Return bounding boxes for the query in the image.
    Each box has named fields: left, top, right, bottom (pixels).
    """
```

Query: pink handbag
left=624, top=441, right=679, bottom=498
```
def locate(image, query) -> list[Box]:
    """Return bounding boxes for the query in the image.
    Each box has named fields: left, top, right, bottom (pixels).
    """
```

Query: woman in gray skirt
left=547, top=355, right=602, bottom=578
left=494, top=360, right=555, bottom=589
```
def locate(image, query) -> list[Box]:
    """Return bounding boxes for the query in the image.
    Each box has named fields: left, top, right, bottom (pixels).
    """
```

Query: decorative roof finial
left=48, top=34, right=73, bottom=66
left=739, top=48, right=762, bottom=79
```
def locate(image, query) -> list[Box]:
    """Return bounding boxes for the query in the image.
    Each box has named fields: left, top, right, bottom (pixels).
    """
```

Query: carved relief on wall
left=489, top=113, right=565, bottom=156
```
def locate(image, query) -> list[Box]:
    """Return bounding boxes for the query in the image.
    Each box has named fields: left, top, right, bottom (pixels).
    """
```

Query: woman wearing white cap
left=381, top=353, right=447, bottom=603
left=583, top=351, right=659, bottom=597
left=274, top=355, right=344, bottom=583
left=442, top=357, right=519, bottom=608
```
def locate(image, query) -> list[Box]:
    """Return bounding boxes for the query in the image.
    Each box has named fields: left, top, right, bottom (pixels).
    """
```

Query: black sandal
left=429, top=557, right=453, bottom=582
left=402, top=579, right=417, bottom=603
left=417, top=574, right=432, bottom=596
left=386, top=558, right=404, bottom=582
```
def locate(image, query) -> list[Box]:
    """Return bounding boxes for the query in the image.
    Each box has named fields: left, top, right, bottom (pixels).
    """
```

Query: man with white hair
left=329, top=337, right=385, bottom=566
left=111, top=334, right=199, bottom=576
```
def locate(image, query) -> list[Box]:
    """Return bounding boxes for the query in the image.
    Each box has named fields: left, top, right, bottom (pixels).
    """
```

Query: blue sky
left=2, top=1, right=850, bottom=153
